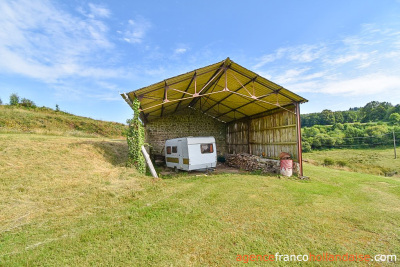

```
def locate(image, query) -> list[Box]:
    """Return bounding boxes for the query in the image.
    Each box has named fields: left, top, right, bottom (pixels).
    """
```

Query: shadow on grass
left=75, top=140, right=128, bottom=166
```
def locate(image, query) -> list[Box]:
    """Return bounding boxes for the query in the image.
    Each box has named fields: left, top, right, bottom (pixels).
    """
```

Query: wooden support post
left=394, top=130, right=397, bottom=159
left=295, top=103, right=303, bottom=176
left=141, top=146, right=158, bottom=178
left=247, top=119, right=251, bottom=154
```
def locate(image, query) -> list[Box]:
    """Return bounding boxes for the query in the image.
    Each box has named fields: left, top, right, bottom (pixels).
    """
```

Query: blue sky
left=1, top=0, right=400, bottom=123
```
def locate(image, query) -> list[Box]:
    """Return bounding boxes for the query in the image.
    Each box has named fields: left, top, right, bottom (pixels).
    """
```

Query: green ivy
left=126, top=99, right=146, bottom=174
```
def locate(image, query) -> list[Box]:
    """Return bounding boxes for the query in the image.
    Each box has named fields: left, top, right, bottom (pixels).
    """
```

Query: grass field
left=304, top=148, right=400, bottom=177
left=1, top=133, right=399, bottom=266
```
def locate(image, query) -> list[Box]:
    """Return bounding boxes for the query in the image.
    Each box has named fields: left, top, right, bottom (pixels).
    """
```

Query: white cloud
left=288, top=45, right=325, bottom=63
left=78, top=3, right=111, bottom=19
left=325, top=53, right=370, bottom=65
left=284, top=81, right=319, bottom=93
left=274, top=68, right=310, bottom=84
left=319, top=74, right=400, bottom=95
left=253, top=45, right=325, bottom=69
left=120, top=17, right=151, bottom=44
left=0, top=0, right=120, bottom=83
left=253, top=23, right=400, bottom=100
left=88, top=3, right=110, bottom=18
left=174, top=48, right=187, bottom=54
left=253, top=48, right=287, bottom=68
left=286, top=73, right=400, bottom=100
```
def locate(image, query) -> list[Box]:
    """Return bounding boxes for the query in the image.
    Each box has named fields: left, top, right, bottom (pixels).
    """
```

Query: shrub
left=389, top=113, right=400, bottom=124
left=323, top=158, right=335, bottom=166
left=303, top=126, right=320, bottom=137
left=333, top=123, right=344, bottom=130
left=336, top=160, right=348, bottom=167
left=311, top=137, right=321, bottom=149
left=9, top=93, right=19, bottom=105
left=20, top=98, right=36, bottom=108
left=302, top=141, right=312, bottom=152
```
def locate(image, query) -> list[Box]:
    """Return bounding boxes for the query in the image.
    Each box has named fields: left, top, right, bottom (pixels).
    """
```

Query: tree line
left=301, top=101, right=400, bottom=126
left=0, top=93, right=36, bottom=108
left=301, top=101, right=400, bottom=152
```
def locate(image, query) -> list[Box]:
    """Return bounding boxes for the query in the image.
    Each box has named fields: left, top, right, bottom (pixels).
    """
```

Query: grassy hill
left=0, top=105, right=127, bottom=138
left=304, top=148, right=399, bottom=177
left=1, top=133, right=399, bottom=265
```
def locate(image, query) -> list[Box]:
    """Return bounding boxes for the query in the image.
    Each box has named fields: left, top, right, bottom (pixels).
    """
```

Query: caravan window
left=166, top=146, right=171, bottom=154
left=201, top=144, right=213, bottom=154
left=172, top=146, right=177, bottom=153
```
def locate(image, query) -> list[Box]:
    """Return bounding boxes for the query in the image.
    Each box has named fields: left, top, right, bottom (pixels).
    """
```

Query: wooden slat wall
left=226, top=107, right=298, bottom=160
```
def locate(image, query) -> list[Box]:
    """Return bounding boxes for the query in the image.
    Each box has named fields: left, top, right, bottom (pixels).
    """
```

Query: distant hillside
left=0, top=105, right=127, bottom=138
left=301, top=101, right=400, bottom=127
left=300, top=101, right=400, bottom=151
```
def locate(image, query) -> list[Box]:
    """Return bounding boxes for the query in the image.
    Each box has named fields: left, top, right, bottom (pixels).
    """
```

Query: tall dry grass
left=0, top=134, right=144, bottom=238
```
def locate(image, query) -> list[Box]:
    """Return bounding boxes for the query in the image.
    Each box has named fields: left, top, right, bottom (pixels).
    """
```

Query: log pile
left=225, top=153, right=280, bottom=174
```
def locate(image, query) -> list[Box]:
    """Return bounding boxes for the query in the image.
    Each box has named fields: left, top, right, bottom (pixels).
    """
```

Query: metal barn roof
left=121, top=57, right=307, bottom=123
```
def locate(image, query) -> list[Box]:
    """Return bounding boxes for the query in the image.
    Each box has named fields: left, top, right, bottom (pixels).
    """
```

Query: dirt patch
left=159, top=162, right=240, bottom=177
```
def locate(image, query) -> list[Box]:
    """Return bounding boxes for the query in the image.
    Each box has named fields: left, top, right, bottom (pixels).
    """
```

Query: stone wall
left=145, top=108, right=226, bottom=156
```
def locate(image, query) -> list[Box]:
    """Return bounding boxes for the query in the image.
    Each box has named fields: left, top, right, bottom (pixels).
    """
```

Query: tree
left=369, top=105, right=387, bottom=121
left=0, top=98, right=2, bottom=105
left=320, top=109, right=335, bottom=125
left=386, top=104, right=400, bottom=120
left=126, top=99, right=146, bottom=174
left=56, top=104, right=60, bottom=111
left=344, top=125, right=365, bottom=144
left=389, top=113, right=400, bottom=124
left=334, top=111, right=344, bottom=124
left=343, top=111, right=358, bottom=123
left=360, top=101, right=392, bottom=122
left=302, top=141, right=312, bottom=152
left=9, top=93, right=19, bottom=105
left=303, top=126, right=320, bottom=137
left=20, top=98, right=36, bottom=107
left=332, top=123, right=344, bottom=130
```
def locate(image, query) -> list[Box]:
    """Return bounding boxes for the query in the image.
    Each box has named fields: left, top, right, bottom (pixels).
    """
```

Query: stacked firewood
left=225, top=153, right=280, bottom=173
left=226, top=153, right=260, bottom=171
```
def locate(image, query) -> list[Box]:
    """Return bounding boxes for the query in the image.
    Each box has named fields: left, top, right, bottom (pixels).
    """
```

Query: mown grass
left=0, top=105, right=127, bottom=138
left=304, top=147, right=400, bottom=176
left=1, top=134, right=399, bottom=266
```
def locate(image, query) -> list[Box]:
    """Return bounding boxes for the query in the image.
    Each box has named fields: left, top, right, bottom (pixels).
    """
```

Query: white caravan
left=165, top=136, right=217, bottom=171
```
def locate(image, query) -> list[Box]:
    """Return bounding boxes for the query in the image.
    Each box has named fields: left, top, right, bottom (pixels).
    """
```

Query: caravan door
left=177, top=140, right=183, bottom=168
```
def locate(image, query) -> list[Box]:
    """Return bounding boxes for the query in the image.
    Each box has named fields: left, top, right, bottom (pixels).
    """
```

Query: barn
left=121, top=58, right=308, bottom=175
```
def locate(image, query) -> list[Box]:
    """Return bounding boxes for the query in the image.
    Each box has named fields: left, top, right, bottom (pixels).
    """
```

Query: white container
left=165, top=136, right=217, bottom=171
left=280, top=159, right=293, bottom=177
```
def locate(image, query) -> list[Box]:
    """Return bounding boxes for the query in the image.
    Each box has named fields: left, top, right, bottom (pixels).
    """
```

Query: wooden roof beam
left=174, top=71, right=196, bottom=113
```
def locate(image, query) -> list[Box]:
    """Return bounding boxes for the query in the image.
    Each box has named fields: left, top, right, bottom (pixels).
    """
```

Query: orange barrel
left=280, top=159, right=293, bottom=177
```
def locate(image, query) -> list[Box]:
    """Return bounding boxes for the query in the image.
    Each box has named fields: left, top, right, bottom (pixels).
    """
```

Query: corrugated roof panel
left=218, top=114, right=235, bottom=123
left=165, top=71, right=194, bottom=87
left=223, top=111, right=246, bottom=121
left=207, top=102, right=234, bottom=115
left=252, top=82, right=276, bottom=98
